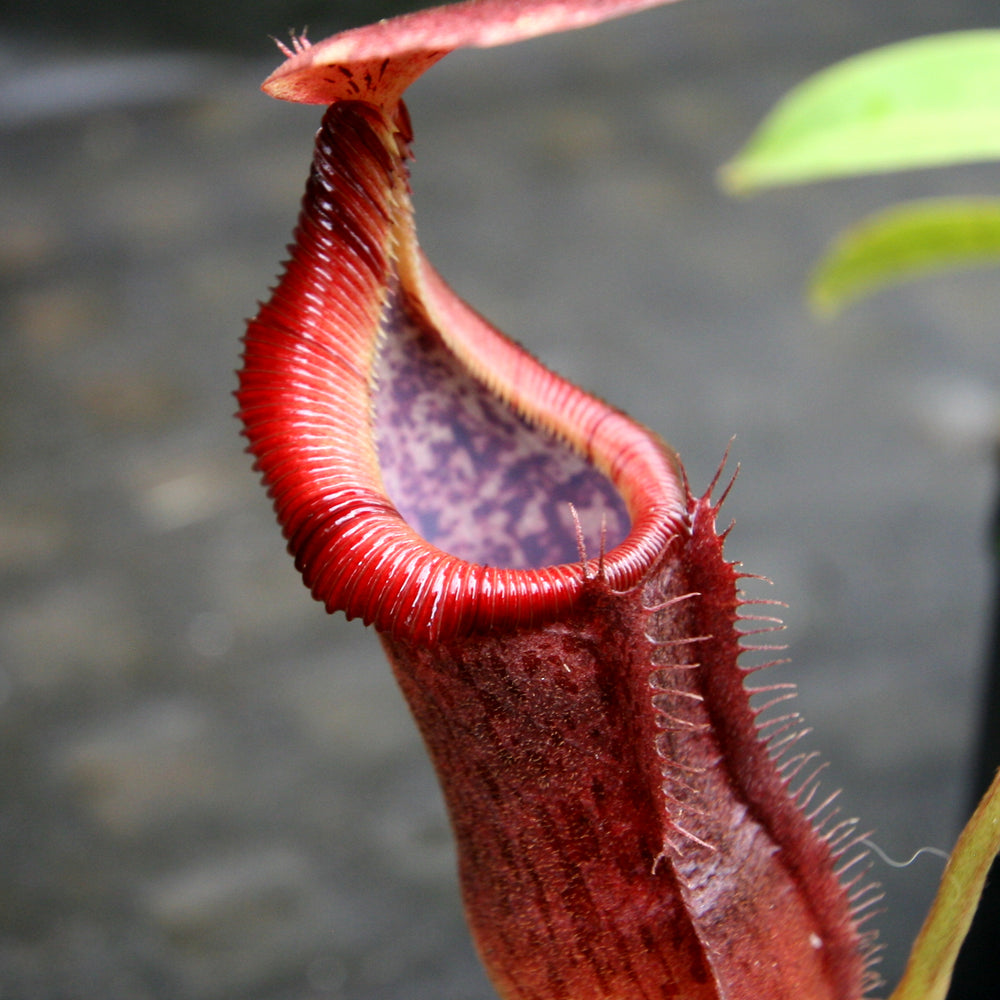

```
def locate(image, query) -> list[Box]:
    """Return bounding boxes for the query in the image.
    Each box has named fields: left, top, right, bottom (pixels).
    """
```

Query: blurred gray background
left=2, top=1, right=999, bottom=997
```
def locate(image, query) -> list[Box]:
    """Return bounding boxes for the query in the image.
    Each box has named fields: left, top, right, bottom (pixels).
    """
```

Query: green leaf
left=889, top=769, right=1000, bottom=1000
left=720, top=30, right=1000, bottom=193
left=808, top=198, right=1000, bottom=317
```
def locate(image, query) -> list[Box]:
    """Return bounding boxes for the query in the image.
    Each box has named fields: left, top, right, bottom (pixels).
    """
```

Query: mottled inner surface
left=374, top=293, right=630, bottom=569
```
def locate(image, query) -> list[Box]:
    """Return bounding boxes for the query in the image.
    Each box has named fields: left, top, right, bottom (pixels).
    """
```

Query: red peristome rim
left=240, top=101, right=687, bottom=644
left=263, top=0, right=678, bottom=105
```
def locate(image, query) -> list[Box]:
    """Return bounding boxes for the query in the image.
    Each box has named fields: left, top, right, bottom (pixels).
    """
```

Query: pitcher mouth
left=238, top=98, right=686, bottom=643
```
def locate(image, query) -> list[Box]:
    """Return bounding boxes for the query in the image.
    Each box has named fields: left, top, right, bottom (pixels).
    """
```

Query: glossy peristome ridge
left=239, top=97, right=687, bottom=643
left=238, top=2, right=879, bottom=998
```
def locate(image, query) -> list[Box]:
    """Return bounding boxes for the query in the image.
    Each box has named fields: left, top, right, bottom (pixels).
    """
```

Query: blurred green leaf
left=809, top=198, right=1000, bottom=317
left=889, top=769, right=1000, bottom=1000
left=720, top=30, right=1000, bottom=194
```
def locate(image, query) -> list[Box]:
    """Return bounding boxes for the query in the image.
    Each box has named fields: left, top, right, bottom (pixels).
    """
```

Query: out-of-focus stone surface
left=1, top=1, right=998, bottom=997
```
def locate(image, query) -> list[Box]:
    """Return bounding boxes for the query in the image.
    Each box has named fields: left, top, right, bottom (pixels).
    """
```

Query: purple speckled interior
left=374, top=293, right=630, bottom=569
